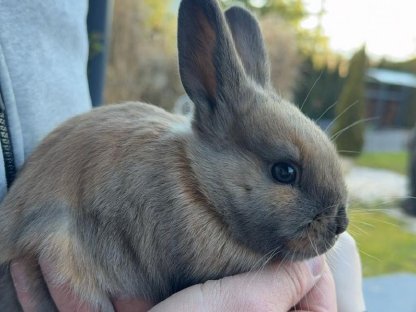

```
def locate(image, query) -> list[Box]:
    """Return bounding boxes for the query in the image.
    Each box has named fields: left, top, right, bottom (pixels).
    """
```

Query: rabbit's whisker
left=300, top=71, right=323, bottom=111
left=325, top=100, right=359, bottom=132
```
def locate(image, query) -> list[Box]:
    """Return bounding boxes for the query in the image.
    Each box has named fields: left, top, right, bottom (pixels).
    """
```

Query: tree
left=220, top=0, right=328, bottom=57
left=105, top=0, right=183, bottom=109
left=332, top=47, right=367, bottom=156
left=377, top=57, right=416, bottom=73
left=295, top=57, right=345, bottom=120
left=260, top=15, right=301, bottom=100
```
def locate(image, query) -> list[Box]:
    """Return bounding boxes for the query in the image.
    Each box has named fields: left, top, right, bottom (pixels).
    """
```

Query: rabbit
left=0, top=0, right=348, bottom=310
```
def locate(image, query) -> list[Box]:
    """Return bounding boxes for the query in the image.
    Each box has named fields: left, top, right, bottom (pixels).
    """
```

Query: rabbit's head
left=178, top=0, right=348, bottom=261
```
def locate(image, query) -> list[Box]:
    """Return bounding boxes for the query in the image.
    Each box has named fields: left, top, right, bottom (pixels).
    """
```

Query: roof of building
left=366, top=68, right=416, bottom=88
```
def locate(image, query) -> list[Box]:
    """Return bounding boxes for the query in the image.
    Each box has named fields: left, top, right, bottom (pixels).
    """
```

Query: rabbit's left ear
left=178, top=0, right=248, bottom=128
left=225, top=6, right=270, bottom=88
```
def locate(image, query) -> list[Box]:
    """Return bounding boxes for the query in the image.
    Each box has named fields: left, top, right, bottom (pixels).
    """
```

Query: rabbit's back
left=0, top=102, right=186, bottom=263
left=0, top=102, right=199, bottom=306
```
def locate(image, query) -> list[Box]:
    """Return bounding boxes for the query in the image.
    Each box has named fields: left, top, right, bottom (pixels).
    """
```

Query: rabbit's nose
left=335, top=205, right=348, bottom=234
left=335, top=217, right=349, bottom=234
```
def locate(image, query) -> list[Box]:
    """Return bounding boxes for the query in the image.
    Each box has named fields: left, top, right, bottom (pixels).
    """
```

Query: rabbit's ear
left=225, top=6, right=270, bottom=88
left=178, top=0, right=247, bottom=127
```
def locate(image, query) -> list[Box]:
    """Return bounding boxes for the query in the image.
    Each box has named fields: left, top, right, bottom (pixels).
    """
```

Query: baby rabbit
left=0, top=0, right=348, bottom=310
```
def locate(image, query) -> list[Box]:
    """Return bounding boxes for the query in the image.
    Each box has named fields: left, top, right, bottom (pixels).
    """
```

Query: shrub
left=104, top=0, right=183, bottom=110
left=332, top=47, right=367, bottom=156
left=260, top=15, right=301, bottom=100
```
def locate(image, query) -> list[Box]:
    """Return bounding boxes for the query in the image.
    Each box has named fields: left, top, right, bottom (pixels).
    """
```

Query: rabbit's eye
left=271, top=162, right=297, bottom=184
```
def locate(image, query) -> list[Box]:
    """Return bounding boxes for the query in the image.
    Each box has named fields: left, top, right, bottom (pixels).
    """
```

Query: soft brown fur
left=0, top=1, right=348, bottom=311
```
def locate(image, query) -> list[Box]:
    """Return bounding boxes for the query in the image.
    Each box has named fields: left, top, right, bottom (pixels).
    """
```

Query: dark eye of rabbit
left=271, top=162, right=297, bottom=184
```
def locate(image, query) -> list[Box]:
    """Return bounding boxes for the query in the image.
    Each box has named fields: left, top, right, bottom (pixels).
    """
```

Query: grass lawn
left=355, top=152, right=408, bottom=174
left=349, top=207, right=416, bottom=276
left=348, top=152, right=416, bottom=276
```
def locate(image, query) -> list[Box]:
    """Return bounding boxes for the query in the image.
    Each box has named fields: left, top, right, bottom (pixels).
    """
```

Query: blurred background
left=88, top=0, right=416, bottom=310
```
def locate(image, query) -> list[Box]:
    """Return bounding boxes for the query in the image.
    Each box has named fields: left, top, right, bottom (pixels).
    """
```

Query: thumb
left=264, top=256, right=325, bottom=310
left=151, top=256, right=324, bottom=312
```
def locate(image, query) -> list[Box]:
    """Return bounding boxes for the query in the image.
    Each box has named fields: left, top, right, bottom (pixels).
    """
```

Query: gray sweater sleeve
left=0, top=0, right=92, bottom=200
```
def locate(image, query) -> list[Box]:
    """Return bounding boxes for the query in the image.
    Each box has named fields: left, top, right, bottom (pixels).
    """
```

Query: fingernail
left=306, top=256, right=323, bottom=277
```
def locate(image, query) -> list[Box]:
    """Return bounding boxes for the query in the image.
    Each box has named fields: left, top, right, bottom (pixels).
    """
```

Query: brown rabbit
left=0, top=0, right=348, bottom=310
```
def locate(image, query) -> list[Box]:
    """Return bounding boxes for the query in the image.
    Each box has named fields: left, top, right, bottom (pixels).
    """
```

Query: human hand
left=11, top=256, right=334, bottom=312
left=10, top=258, right=152, bottom=312
left=150, top=256, right=335, bottom=312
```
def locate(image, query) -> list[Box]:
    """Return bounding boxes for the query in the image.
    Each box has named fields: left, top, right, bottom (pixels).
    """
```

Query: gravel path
left=344, top=165, right=416, bottom=233
left=345, top=166, right=407, bottom=204
left=363, top=129, right=410, bottom=152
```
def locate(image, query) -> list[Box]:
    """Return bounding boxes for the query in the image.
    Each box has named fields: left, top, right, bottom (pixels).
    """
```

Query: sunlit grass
left=349, top=206, right=416, bottom=276
left=355, top=152, right=408, bottom=174
left=348, top=152, right=415, bottom=276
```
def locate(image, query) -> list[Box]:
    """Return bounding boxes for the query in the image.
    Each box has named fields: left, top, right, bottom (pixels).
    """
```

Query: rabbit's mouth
left=279, top=231, right=338, bottom=261
left=280, top=214, right=349, bottom=261
left=240, top=219, right=347, bottom=262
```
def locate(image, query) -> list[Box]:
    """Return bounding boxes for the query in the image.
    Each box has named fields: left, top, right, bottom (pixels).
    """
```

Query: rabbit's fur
left=0, top=0, right=348, bottom=310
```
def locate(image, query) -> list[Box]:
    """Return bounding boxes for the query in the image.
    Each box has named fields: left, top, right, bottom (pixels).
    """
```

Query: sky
left=301, top=0, right=416, bottom=61
left=172, top=0, right=416, bottom=61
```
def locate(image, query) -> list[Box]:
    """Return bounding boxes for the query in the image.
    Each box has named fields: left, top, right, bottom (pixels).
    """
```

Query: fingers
left=111, top=298, right=154, bottom=312
left=150, top=256, right=327, bottom=312
left=38, top=259, right=102, bottom=312
left=12, top=257, right=154, bottom=312
left=293, top=261, right=337, bottom=312
left=271, top=256, right=325, bottom=310
left=12, top=255, right=335, bottom=312
left=10, top=259, right=39, bottom=312
left=11, top=257, right=99, bottom=312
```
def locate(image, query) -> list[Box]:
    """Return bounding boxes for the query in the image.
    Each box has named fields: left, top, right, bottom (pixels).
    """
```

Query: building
left=365, top=68, right=416, bottom=128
